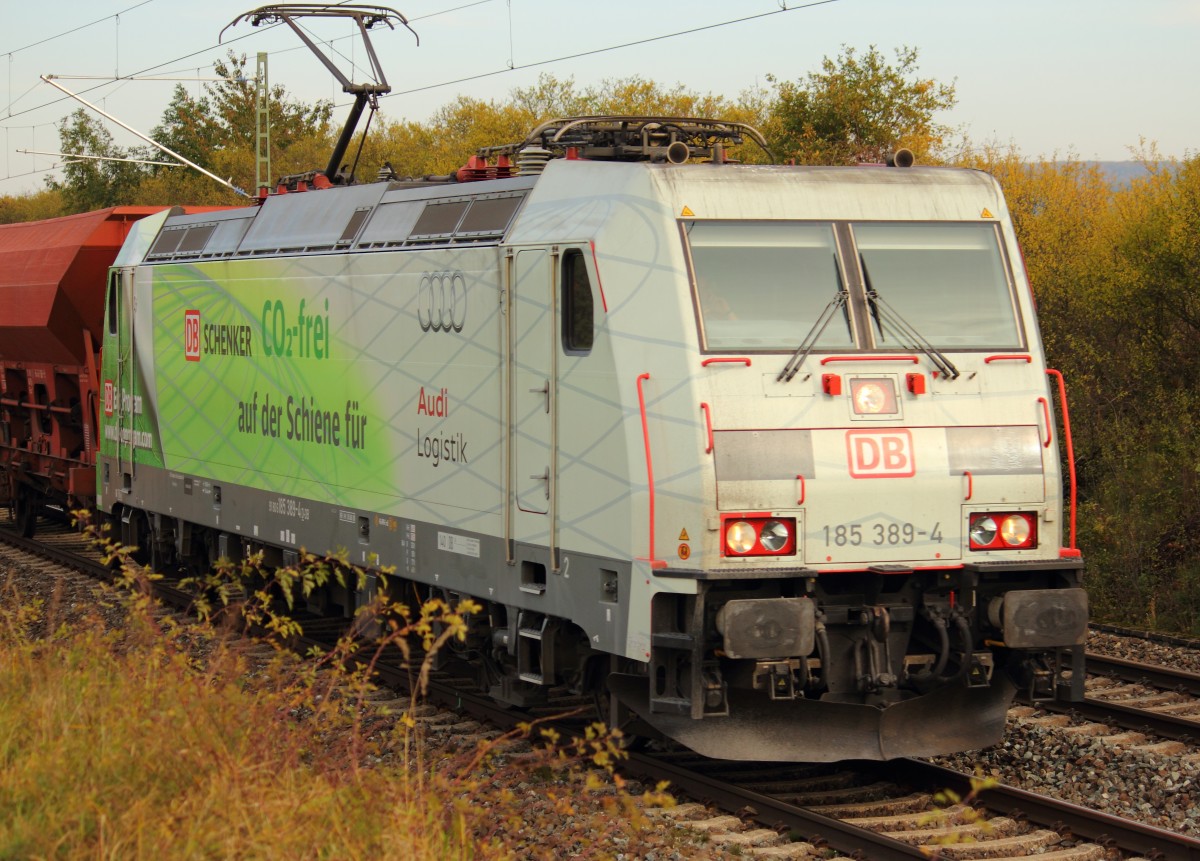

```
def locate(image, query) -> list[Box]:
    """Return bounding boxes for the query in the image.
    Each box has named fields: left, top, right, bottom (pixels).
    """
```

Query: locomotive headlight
left=760, top=519, right=790, bottom=552
left=969, top=515, right=998, bottom=547
left=969, top=512, right=1037, bottom=550
left=723, top=516, right=798, bottom=557
left=725, top=521, right=758, bottom=555
left=854, top=382, right=887, bottom=413
left=849, top=378, right=898, bottom=416
left=1000, top=515, right=1032, bottom=546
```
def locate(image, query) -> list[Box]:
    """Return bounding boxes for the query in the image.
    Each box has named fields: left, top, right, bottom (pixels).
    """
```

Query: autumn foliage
left=2, top=45, right=1197, bottom=632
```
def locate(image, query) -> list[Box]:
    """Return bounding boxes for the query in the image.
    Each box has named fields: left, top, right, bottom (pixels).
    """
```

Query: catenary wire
left=384, top=0, right=841, bottom=100
left=0, top=0, right=158, bottom=58
left=2, top=0, right=841, bottom=186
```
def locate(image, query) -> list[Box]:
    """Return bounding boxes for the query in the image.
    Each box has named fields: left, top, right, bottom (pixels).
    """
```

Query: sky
left=1, top=0, right=1197, bottom=196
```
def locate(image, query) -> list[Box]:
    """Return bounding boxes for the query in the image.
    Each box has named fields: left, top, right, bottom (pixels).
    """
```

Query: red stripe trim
left=1046, top=368, right=1078, bottom=551
left=588, top=240, right=608, bottom=313
left=636, top=373, right=666, bottom=569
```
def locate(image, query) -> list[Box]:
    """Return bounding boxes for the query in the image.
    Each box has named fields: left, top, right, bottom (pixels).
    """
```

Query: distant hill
left=1091, top=161, right=1157, bottom=186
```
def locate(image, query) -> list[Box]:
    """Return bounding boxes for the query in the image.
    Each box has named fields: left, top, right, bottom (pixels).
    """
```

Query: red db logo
left=846, top=430, right=915, bottom=478
left=103, top=380, right=114, bottom=417
left=184, top=310, right=201, bottom=361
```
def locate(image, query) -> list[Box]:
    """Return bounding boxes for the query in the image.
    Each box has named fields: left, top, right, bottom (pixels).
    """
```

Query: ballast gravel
left=934, top=625, right=1200, bottom=836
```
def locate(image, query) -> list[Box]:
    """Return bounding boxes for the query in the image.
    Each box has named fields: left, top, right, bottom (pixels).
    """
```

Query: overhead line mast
left=256, top=52, right=270, bottom=192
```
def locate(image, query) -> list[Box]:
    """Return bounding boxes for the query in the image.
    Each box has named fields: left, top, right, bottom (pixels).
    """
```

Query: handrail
left=1037, top=397, right=1051, bottom=448
left=1046, top=369, right=1078, bottom=551
left=820, top=355, right=919, bottom=365
left=701, top=357, right=752, bottom=367
left=700, top=402, right=713, bottom=454
left=636, top=373, right=666, bottom=570
left=963, top=470, right=973, bottom=501
left=984, top=354, right=1032, bottom=364
left=796, top=474, right=806, bottom=506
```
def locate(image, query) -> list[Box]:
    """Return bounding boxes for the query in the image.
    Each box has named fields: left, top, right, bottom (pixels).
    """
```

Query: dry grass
left=0, top=537, right=681, bottom=861
left=0, top=584, right=469, bottom=859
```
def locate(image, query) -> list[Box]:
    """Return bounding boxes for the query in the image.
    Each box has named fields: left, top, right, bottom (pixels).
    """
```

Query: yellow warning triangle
left=681, top=206, right=694, bottom=217
left=980, top=207, right=994, bottom=218
left=678, top=528, right=690, bottom=541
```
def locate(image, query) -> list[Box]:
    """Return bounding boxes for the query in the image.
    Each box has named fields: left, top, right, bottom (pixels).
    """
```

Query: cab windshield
left=856, top=222, right=1021, bottom=349
left=686, top=221, right=852, bottom=351
left=686, top=219, right=1022, bottom=352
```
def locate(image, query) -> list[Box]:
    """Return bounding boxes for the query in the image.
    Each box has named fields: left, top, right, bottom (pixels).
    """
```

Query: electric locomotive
left=91, top=115, right=1087, bottom=760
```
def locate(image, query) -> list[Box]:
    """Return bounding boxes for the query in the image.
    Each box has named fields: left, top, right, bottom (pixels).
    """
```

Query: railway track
left=2, top=517, right=1198, bottom=859
left=1022, top=654, right=1200, bottom=746
left=625, top=754, right=1197, bottom=860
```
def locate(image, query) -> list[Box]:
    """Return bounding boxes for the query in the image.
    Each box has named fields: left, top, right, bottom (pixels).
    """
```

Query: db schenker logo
left=184, top=310, right=201, bottom=361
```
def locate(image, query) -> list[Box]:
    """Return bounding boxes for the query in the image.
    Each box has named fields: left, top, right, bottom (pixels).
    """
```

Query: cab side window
left=562, top=248, right=594, bottom=354
left=106, top=272, right=118, bottom=335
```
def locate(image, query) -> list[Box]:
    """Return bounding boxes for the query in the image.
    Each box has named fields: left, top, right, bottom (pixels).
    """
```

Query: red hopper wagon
left=0, top=206, right=223, bottom=535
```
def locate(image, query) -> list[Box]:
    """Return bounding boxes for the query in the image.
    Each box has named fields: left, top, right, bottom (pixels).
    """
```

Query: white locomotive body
left=98, top=118, right=1086, bottom=760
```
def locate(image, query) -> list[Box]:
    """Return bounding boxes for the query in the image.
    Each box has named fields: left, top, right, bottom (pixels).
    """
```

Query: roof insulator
left=516, top=146, right=553, bottom=176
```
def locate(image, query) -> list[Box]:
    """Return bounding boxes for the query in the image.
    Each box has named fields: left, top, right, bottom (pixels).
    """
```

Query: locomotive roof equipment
left=478, top=116, right=776, bottom=166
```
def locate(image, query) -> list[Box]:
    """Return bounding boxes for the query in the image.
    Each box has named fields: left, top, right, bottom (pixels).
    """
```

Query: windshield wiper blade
left=867, top=286, right=960, bottom=380
left=778, top=289, right=849, bottom=383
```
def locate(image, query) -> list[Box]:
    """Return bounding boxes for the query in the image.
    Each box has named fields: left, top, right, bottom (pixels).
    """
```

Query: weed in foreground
left=0, top=516, right=678, bottom=860
left=917, top=773, right=1000, bottom=858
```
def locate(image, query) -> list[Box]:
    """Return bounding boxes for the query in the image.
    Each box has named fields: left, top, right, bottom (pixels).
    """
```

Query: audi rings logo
left=417, top=271, right=468, bottom=333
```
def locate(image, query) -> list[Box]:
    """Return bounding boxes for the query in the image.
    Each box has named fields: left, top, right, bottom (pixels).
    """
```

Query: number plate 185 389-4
left=821, top=521, right=944, bottom=548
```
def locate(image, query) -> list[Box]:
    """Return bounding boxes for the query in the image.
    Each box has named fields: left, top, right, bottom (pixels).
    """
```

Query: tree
left=966, top=146, right=1200, bottom=631
left=150, top=51, right=335, bottom=193
left=769, top=45, right=957, bottom=165
left=0, top=188, right=65, bottom=224
left=45, top=110, right=146, bottom=213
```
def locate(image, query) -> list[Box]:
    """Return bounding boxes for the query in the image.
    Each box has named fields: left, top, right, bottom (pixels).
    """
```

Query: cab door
left=109, top=267, right=138, bottom=488
left=508, top=247, right=557, bottom=551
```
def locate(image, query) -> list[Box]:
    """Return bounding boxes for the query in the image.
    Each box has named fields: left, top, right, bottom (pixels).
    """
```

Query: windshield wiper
left=778, top=288, right=849, bottom=382
left=861, top=264, right=959, bottom=380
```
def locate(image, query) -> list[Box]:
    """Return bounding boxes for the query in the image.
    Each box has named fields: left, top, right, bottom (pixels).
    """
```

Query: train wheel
left=591, top=657, right=653, bottom=751
left=145, top=516, right=179, bottom=576
left=15, top=487, right=37, bottom=538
